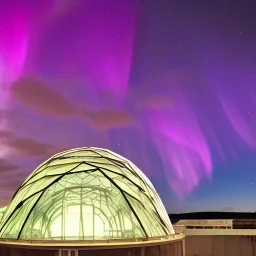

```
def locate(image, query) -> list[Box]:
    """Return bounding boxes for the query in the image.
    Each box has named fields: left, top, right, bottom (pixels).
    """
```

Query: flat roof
left=174, top=219, right=233, bottom=226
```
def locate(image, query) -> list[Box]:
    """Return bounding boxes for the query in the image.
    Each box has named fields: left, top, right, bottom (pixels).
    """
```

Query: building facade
left=174, top=219, right=256, bottom=256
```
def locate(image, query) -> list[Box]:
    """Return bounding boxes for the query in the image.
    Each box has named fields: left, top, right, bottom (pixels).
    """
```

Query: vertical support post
left=239, top=235, right=241, bottom=256
left=224, top=235, right=226, bottom=256
left=62, top=191, right=66, bottom=240
left=253, top=236, right=255, bottom=256
left=93, top=205, right=95, bottom=240
left=141, top=247, right=145, bottom=256
left=182, top=238, right=186, bottom=256
left=80, top=187, right=84, bottom=239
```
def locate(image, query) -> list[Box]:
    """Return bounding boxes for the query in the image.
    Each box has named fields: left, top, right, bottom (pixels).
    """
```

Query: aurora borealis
left=1, top=0, right=256, bottom=213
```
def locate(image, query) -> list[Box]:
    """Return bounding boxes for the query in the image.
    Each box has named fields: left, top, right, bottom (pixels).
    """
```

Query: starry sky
left=0, top=0, right=256, bottom=213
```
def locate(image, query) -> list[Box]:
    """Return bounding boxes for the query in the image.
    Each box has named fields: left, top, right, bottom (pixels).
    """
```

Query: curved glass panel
left=0, top=206, right=7, bottom=223
left=0, top=147, right=175, bottom=240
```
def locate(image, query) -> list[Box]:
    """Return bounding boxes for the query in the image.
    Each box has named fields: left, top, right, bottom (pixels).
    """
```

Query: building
left=0, top=147, right=184, bottom=256
left=173, top=219, right=256, bottom=256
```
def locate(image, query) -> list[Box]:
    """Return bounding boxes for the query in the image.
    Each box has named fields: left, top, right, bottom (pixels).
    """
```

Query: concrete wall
left=174, top=223, right=256, bottom=256
left=0, top=247, right=56, bottom=256
left=185, top=235, right=256, bottom=256
left=0, top=241, right=184, bottom=256
left=185, top=228, right=256, bottom=236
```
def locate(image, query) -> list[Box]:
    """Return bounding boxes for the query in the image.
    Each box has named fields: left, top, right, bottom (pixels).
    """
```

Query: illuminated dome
left=0, top=147, right=174, bottom=241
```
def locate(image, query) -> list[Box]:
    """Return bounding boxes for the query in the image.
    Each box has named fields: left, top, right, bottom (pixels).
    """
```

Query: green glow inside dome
left=0, top=147, right=175, bottom=241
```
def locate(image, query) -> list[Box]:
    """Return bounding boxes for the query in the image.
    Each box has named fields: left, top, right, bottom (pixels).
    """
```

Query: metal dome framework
left=0, top=147, right=174, bottom=241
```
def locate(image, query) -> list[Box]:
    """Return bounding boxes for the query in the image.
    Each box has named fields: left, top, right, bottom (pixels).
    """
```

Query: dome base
left=0, top=234, right=185, bottom=256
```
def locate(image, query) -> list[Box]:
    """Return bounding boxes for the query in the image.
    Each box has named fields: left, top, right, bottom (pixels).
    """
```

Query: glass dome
left=0, top=147, right=175, bottom=241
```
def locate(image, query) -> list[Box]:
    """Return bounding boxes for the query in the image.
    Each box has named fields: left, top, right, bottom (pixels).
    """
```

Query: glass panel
left=0, top=206, right=7, bottom=222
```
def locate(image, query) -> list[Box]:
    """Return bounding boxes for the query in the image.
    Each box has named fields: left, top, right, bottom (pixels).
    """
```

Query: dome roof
left=0, top=147, right=174, bottom=241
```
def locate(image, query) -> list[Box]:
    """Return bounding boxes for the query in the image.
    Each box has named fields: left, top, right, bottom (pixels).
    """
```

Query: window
left=59, top=250, right=78, bottom=256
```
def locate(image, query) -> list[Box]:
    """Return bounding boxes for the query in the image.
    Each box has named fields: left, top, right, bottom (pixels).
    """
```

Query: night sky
left=0, top=0, right=256, bottom=213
